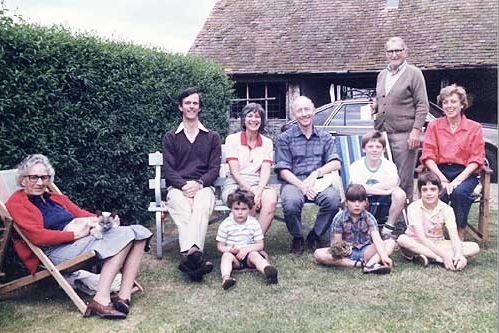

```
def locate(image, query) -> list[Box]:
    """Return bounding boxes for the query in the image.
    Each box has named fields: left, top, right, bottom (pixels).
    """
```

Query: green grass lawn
left=0, top=207, right=496, bottom=333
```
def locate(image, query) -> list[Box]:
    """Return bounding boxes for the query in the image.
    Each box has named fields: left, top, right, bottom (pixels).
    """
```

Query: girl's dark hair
left=417, top=171, right=443, bottom=191
left=344, top=184, right=367, bottom=201
left=227, top=188, right=255, bottom=209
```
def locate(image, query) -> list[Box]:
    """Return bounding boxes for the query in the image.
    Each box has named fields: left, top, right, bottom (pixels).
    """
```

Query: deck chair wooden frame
left=0, top=169, right=143, bottom=315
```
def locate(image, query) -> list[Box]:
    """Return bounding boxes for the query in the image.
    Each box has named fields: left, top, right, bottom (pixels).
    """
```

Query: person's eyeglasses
left=386, top=49, right=405, bottom=54
left=24, top=175, right=51, bottom=183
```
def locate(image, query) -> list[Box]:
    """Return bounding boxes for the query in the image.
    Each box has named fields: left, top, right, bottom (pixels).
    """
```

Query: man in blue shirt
left=275, top=96, right=342, bottom=255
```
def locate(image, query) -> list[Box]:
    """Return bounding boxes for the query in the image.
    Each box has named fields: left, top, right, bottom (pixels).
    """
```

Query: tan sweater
left=374, top=64, right=429, bottom=133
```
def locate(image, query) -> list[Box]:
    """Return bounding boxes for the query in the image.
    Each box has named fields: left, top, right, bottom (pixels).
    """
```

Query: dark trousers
left=439, top=164, right=479, bottom=229
left=280, top=184, right=341, bottom=239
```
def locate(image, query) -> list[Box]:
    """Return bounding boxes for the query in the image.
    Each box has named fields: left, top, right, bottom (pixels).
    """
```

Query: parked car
left=282, top=98, right=498, bottom=181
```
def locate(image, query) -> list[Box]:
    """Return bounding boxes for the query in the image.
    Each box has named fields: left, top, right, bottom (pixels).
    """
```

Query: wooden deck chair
left=0, top=169, right=143, bottom=314
left=334, top=133, right=405, bottom=227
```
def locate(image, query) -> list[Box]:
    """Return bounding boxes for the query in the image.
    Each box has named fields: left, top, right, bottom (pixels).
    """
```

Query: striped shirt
left=216, top=215, right=263, bottom=248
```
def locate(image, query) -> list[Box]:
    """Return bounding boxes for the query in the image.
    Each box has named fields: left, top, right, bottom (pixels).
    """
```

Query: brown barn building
left=190, top=0, right=497, bottom=127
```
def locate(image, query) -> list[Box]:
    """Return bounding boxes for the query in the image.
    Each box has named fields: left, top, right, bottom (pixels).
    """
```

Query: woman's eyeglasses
left=24, top=175, right=51, bottom=183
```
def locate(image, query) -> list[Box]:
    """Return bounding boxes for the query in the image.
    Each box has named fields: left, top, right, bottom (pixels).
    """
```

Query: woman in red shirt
left=6, top=154, right=152, bottom=319
left=420, top=84, right=485, bottom=240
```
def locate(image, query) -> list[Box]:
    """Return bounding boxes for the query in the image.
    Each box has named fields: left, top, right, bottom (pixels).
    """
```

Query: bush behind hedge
left=0, top=15, right=233, bottom=224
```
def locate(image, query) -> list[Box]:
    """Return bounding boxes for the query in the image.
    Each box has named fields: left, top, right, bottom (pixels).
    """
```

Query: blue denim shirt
left=275, top=125, right=340, bottom=178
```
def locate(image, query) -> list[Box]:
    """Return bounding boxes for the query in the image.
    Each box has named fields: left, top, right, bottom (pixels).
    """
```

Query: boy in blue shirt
left=314, top=184, right=395, bottom=274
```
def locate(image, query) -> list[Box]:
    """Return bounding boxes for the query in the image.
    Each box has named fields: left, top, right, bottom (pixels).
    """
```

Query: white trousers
left=166, top=187, right=215, bottom=252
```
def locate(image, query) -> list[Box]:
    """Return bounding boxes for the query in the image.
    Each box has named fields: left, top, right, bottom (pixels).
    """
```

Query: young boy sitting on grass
left=314, top=184, right=395, bottom=274
left=349, top=130, right=406, bottom=238
left=216, top=188, right=278, bottom=290
left=397, top=172, right=480, bottom=270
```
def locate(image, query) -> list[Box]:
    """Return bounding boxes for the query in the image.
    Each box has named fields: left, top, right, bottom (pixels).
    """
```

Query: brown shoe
left=221, top=276, right=236, bottom=290
left=188, top=259, right=214, bottom=281
left=306, top=231, right=320, bottom=252
left=84, top=299, right=127, bottom=319
left=290, top=237, right=304, bottom=255
left=263, top=265, right=278, bottom=285
left=413, top=254, right=429, bottom=267
left=111, top=293, right=131, bottom=315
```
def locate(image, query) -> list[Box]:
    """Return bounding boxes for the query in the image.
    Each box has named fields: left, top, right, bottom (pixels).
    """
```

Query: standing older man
left=162, top=87, right=221, bottom=281
left=372, top=37, right=429, bottom=214
left=276, top=96, right=342, bottom=255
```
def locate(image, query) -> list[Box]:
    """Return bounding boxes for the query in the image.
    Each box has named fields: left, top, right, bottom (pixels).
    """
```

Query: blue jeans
left=438, top=164, right=479, bottom=228
left=368, top=195, right=392, bottom=225
left=347, top=244, right=369, bottom=262
left=280, top=183, right=341, bottom=239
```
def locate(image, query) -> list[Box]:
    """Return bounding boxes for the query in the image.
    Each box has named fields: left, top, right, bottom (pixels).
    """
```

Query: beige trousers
left=166, top=187, right=215, bottom=252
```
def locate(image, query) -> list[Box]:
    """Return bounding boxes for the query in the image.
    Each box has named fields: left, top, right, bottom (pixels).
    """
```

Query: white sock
left=381, top=224, right=395, bottom=235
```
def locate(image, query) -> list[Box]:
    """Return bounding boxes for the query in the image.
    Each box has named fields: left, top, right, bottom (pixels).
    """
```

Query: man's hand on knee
left=182, top=180, right=202, bottom=198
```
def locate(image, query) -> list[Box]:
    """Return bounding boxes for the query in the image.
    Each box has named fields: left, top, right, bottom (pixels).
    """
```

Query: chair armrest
left=149, top=152, right=166, bottom=208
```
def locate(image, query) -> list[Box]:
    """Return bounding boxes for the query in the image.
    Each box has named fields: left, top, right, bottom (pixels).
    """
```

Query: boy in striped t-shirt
left=216, top=188, right=278, bottom=290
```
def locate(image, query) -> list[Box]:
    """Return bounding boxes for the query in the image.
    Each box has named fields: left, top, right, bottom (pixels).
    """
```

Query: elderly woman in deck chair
left=6, top=154, right=152, bottom=319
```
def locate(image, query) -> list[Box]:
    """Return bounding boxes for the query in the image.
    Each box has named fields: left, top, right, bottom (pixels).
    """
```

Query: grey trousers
left=387, top=132, right=418, bottom=201
left=280, top=184, right=341, bottom=239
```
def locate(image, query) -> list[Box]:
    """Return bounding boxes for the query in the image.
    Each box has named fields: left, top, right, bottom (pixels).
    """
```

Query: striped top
left=216, top=215, right=263, bottom=248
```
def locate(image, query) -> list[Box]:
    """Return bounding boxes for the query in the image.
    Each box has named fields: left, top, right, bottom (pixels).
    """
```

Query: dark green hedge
left=0, top=15, right=233, bottom=224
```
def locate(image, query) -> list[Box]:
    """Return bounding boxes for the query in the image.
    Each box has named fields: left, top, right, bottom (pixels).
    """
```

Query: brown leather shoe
left=111, top=293, right=131, bottom=315
left=290, top=237, right=304, bottom=255
left=84, top=299, right=127, bottom=319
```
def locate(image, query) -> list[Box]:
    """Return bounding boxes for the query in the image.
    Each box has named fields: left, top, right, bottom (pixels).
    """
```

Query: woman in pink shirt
left=420, top=84, right=485, bottom=240
left=222, top=103, right=277, bottom=234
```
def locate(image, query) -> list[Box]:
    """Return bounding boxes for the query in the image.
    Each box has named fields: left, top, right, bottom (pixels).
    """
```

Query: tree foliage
left=0, top=15, right=233, bottom=224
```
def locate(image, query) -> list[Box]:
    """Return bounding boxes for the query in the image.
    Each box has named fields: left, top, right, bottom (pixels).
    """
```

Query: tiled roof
left=189, top=0, right=498, bottom=74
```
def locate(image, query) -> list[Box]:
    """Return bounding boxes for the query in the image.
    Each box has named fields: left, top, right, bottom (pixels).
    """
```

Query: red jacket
left=6, top=190, right=94, bottom=274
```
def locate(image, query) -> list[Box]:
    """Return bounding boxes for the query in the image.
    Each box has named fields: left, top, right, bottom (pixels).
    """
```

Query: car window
left=328, top=103, right=373, bottom=126
left=429, top=102, right=444, bottom=119
left=313, top=107, right=334, bottom=126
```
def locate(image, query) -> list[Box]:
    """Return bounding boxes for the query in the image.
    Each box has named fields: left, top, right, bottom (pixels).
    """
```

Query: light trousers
left=166, top=187, right=215, bottom=252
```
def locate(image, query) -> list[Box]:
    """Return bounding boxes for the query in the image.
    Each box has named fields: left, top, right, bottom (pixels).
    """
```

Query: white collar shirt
left=175, top=121, right=208, bottom=143
left=385, top=61, right=408, bottom=95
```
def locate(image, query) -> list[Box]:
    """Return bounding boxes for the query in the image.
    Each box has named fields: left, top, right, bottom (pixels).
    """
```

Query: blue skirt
left=45, top=225, right=152, bottom=265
